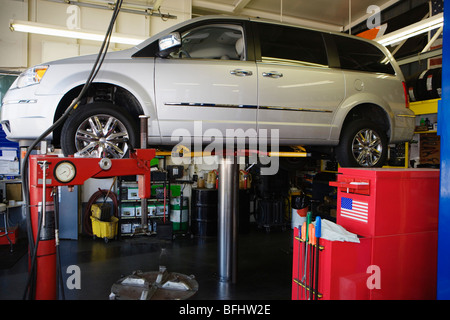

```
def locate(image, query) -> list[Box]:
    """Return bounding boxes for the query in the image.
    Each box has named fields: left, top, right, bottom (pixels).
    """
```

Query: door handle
left=230, top=69, right=253, bottom=76
left=262, top=71, right=283, bottom=78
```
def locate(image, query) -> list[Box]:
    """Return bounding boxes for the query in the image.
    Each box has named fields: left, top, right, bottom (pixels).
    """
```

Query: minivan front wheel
left=61, top=102, right=138, bottom=158
left=336, top=119, right=388, bottom=167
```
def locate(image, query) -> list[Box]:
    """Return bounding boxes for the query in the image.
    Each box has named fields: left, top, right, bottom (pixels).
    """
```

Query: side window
left=171, top=25, right=245, bottom=60
left=257, top=23, right=328, bottom=66
left=333, top=35, right=395, bottom=75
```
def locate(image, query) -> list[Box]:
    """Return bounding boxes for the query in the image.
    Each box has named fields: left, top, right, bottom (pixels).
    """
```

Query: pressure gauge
left=54, top=160, right=76, bottom=183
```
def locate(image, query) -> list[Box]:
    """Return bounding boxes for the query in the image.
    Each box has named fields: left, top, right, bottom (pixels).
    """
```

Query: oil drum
left=238, top=189, right=251, bottom=234
left=170, top=197, right=189, bottom=232
left=191, top=189, right=218, bottom=237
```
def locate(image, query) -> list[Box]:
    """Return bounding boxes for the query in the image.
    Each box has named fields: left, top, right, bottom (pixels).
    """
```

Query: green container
left=151, top=185, right=181, bottom=197
left=170, top=197, right=189, bottom=231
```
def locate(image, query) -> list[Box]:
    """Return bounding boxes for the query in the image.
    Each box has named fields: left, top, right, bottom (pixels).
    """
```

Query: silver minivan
left=1, top=15, right=415, bottom=167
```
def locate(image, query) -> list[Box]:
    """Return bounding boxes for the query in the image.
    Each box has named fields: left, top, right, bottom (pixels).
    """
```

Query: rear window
left=257, top=23, right=328, bottom=66
left=333, top=35, right=395, bottom=75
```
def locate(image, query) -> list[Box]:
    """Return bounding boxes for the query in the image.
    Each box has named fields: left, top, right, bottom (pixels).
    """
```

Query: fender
left=35, top=57, right=162, bottom=141
left=36, top=59, right=157, bottom=118
left=330, top=92, right=394, bottom=142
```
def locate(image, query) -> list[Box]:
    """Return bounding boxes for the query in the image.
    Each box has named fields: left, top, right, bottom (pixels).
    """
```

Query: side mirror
left=158, top=32, right=181, bottom=57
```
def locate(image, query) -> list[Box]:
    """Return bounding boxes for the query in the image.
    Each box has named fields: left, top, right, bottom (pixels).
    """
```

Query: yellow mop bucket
left=90, top=216, right=118, bottom=243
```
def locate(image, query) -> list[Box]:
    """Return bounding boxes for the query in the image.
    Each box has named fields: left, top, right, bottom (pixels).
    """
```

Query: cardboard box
left=120, top=205, right=135, bottom=217
left=6, top=183, right=22, bottom=201
left=121, top=223, right=132, bottom=234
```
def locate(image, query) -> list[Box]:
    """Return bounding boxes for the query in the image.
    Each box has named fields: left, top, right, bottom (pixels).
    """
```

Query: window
left=257, top=23, right=328, bottom=66
left=333, top=35, right=395, bottom=75
left=172, top=25, right=245, bottom=60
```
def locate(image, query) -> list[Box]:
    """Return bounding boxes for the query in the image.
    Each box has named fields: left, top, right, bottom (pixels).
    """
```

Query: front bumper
left=1, top=89, right=63, bottom=144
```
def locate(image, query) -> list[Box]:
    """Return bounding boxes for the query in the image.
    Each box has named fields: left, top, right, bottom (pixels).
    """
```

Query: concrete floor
left=0, top=225, right=293, bottom=300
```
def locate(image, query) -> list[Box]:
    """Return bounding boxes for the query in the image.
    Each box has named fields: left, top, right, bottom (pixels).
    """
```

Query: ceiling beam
left=152, top=0, right=164, bottom=12
left=397, top=47, right=442, bottom=66
left=192, top=0, right=343, bottom=31
left=192, top=0, right=234, bottom=13
left=343, top=0, right=401, bottom=32
left=233, top=0, right=252, bottom=13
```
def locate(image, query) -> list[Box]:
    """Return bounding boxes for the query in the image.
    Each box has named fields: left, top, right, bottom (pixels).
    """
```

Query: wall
left=0, top=0, right=28, bottom=70
left=1, top=0, right=192, bottom=69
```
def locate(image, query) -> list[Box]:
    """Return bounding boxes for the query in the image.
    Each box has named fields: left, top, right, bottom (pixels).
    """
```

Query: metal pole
left=41, top=161, right=47, bottom=228
left=218, top=154, right=239, bottom=283
left=438, top=0, right=450, bottom=300
left=231, top=155, right=238, bottom=284
left=139, top=115, right=149, bottom=232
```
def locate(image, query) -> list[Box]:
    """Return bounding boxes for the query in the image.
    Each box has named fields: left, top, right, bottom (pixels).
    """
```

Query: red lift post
left=28, top=148, right=155, bottom=300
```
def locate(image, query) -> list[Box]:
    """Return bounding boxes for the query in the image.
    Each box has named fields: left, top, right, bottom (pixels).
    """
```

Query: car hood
left=45, top=48, right=136, bottom=67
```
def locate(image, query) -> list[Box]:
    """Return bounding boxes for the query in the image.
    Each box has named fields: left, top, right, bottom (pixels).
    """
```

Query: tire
left=61, top=102, right=138, bottom=158
left=336, top=119, right=388, bottom=168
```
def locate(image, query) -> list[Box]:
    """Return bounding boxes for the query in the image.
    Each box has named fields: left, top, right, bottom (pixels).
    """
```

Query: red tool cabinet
left=292, top=168, right=440, bottom=300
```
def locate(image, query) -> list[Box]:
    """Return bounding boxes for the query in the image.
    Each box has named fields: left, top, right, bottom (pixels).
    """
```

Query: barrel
left=170, top=197, right=189, bottom=231
left=238, top=189, right=251, bottom=234
left=191, top=189, right=218, bottom=237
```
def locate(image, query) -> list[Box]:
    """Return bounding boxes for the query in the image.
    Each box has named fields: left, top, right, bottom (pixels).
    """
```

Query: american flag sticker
left=340, top=197, right=369, bottom=223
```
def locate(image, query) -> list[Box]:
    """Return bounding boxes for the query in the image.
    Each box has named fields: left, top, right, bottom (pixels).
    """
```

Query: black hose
left=21, top=0, right=124, bottom=299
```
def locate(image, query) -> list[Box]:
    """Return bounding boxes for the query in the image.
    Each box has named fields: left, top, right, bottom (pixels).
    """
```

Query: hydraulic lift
left=28, top=148, right=155, bottom=300
left=26, top=126, right=310, bottom=299
left=163, top=147, right=310, bottom=283
left=159, top=145, right=311, bottom=284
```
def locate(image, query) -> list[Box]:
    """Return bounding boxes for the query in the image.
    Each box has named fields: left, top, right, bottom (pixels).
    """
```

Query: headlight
left=13, top=65, right=49, bottom=89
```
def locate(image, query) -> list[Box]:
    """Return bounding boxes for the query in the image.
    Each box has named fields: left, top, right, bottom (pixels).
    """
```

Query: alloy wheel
left=74, top=114, right=130, bottom=158
left=351, top=128, right=383, bottom=167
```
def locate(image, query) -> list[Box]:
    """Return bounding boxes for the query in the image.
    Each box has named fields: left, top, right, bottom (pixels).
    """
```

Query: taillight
left=402, top=81, right=410, bottom=108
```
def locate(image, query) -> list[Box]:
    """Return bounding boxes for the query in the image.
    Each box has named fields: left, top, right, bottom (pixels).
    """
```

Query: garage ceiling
left=128, top=0, right=402, bottom=32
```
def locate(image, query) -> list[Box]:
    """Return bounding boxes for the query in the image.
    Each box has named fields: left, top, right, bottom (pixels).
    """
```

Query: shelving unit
left=410, top=99, right=440, bottom=167
left=117, top=173, right=172, bottom=237
left=410, top=98, right=439, bottom=115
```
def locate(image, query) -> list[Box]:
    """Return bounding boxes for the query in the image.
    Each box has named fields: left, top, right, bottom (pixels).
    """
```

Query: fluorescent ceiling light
left=10, top=20, right=147, bottom=45
left=376, top=12, right=444, bottom=46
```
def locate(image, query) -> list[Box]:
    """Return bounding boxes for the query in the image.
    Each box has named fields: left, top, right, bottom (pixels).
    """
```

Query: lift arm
left=30, top=148, right=155, bottom=198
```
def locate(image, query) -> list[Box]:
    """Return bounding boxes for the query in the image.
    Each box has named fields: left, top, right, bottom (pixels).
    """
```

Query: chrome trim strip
left=395, top=114, right=416, bottom=118
left=165, top=102, right=333, bottom=113
left=396, top=114, right=416, bottom=118
left=164, top=102, right=257, bottom=109
left=259, top=106, right=333, bottom=113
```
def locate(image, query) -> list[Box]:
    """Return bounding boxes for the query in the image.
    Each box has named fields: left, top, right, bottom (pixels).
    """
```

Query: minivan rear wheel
left=336, top=119, right=388, bottom=167
left=61, top=102, right=138, bottom=158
